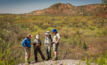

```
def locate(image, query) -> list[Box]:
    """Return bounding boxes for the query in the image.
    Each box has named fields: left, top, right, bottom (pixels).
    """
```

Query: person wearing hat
left=44, top=31, right=52, bottom=60
left=52, top=29, right=60, bottom=60
left=21, top=34, right=32, bottom=63
left=33, top=35, right=45, bottom=62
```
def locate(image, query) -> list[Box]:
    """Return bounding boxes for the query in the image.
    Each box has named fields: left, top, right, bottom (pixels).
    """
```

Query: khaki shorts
left=25, top=48, right=30, bottom=63
left=53, top=43, right=59, bottom=51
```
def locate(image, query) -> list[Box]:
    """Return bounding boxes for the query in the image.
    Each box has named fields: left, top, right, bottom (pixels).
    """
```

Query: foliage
left=85, top=51, right=107, bottom=65
left=96, top=51, right=107, bottom=65
left=77, top=39, right=81, bottom=46
left=0, top=16, right=26, bottom=65
left=82, top=41, right=86, bottom=50
left=95, top=0, right=107, bottom=18
left=85, top=57, right=91, bottom=65
left=0, top=14, right=107, bottom=64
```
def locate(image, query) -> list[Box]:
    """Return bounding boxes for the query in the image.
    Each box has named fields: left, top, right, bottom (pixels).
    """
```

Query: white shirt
left=53, top=33, right=60, bottom=43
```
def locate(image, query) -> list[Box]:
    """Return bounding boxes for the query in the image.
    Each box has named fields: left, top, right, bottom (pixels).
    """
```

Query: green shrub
left=82, top=41, right=86, bottom=50
left=0, top=60, right=5, bottom=65
left=71, top=38, right=77, bottom=48
left=77, top=39, right=81, bottom=46
left=85, top=57, right=93, bottom=65
left=85, top=57, right=91, bottom=65
left=96, top=54, right=107, bottom=65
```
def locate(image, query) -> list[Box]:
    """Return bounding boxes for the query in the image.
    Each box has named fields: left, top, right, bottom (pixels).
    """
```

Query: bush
left=96, top=51, right=107, bottom=65
left=0, top=16, right=25, bottom=65
left=1, top=15, right=107, bottom=64
left=42, top=22, right=50, bottom=29
left=82, top=41, right=86, bottom=50
left=86, top=51, right=107, bottom=65
left=32, top=26, right=39, bottom=32
left=46, top=27, right=55, bottom=32
left=77, top=39, right=81, bottom=46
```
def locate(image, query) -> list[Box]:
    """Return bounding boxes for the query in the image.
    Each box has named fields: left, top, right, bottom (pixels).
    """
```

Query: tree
left=82, top=41, right=86, bottom=50
left=77, top=39, right=81, bottom=46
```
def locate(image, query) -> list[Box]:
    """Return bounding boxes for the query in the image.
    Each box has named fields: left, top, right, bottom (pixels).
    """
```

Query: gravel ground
left=19, top=60, right=97, bottom=65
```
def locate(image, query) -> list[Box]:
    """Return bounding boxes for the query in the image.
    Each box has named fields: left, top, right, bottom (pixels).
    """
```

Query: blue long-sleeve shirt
left=21, top=38, right=31, bottom=48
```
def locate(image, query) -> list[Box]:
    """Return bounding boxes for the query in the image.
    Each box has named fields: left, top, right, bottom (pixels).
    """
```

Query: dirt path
left=19, top=59, right=96, bottom=65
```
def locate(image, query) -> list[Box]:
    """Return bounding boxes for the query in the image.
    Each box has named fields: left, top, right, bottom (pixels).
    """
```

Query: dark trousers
left=45, top=44, right=51, bottom=59
left=34, top=46, right=45, bottom=61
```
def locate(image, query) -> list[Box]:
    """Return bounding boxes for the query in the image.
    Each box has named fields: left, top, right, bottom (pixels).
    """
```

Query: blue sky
left=0, top=0, right=102, bottom=14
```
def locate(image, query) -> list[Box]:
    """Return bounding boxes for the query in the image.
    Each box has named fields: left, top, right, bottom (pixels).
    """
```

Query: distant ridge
left=26, top=3, right=101, bottom=16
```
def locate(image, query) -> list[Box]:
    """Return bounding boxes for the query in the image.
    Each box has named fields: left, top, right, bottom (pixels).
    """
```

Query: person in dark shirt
left=33, top=35, right=45, bottom=62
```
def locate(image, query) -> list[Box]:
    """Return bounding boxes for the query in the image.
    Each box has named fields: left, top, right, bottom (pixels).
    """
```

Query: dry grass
left=0, top=15, right=107, bottom=64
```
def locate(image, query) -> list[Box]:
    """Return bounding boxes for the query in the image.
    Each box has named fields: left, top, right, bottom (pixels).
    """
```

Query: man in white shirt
left=52, top=29, right=60, bottom=60
left=44, top=31, right=52, bottom=60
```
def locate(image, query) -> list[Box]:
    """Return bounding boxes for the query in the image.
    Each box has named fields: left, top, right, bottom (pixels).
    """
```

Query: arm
left=39, top=40, right=41, bottom=46
left=56, top=33, right=60, bottom=43
left=44, top=36, right=46, bottom=45
left=50, top=35, right=53, bottom=45
left=33, top=39, right=36, bottom=46
left=21, top=39, right=26, bottom=47
left=50, top=35, right=52, bottom=43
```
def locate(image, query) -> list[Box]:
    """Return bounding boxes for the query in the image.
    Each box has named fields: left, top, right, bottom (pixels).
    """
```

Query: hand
left=25, top=47, right=28, bottom=48
left=55, top=42, right=57, bottom=44
left=50, top=43, right=52, bottom=45
left=33, top=43, right=36, bottom=45
left=39, top=46, right=41, bottom=48
left=45, top=46, right=46, bottom=48
left=39, top=45, right=41, bottom=47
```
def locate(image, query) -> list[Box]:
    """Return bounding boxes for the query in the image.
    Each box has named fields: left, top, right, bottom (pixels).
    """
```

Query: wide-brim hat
left=27, top=34, right=32, bottom=37
left=45, top=31, right=50, bottom=35
left=46, top=31, right=49, bottom=33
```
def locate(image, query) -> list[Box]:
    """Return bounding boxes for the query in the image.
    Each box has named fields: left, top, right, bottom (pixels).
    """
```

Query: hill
left=0, top=5, right=107, bottom=65
left=26, top=3, right=100, bottom=16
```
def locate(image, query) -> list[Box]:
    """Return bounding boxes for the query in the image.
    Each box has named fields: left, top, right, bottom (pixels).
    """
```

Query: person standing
left=44, top=31, right=52, bottom=60
left=52, top=29, right=60, bottom=61
left=33, top=35, right=45, bottom=62
left=21, top=34, right=32, bottom=63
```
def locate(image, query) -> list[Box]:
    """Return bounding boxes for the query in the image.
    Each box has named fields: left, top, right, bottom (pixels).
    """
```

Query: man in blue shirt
left=21, top=34, right=32, bottom=63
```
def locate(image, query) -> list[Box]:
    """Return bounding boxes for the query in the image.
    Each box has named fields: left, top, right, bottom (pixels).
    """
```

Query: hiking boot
left=46, top=58, right=51, bottom=61
left=46, top=59, right=49, bottom=61
left=49, top=58, right=52, bottom=60
left=52, top=57, right=57, bottom=61
left=52, top=58, right=56, bottom=61
left=28, top=62, right=31, bottom=64
left=43, top=59, right=46, bottom=61
left=28, top=60, right=31, bottom=64
left=35, top=61, right=38, bottom=63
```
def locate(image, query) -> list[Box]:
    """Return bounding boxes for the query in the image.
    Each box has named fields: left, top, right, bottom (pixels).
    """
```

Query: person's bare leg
left=54, top=51, right=58, bottom=59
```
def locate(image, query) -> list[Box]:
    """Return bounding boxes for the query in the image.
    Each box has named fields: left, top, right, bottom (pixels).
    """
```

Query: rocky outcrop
left=26, top=3, right=100, bottom=16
